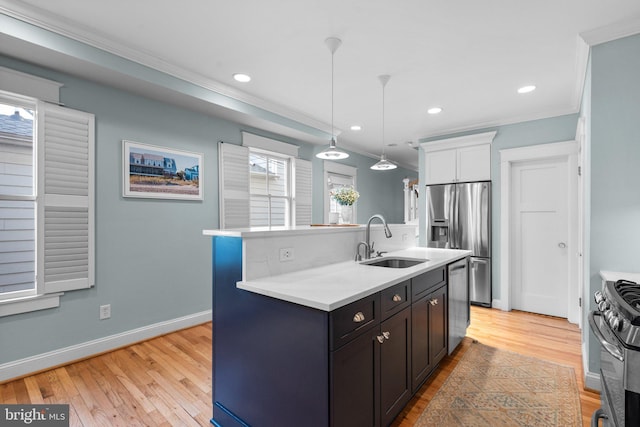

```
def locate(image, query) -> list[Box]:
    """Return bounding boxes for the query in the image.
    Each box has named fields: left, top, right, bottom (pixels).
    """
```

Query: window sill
left=0, top=293, right=62, bottom=317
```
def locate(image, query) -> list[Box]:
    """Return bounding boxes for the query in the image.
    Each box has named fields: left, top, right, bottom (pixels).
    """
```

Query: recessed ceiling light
left=350, top=125, right=362, bottom=131
left=517, top=85, right=536, bottom=94
left=233, top=73, right=251, bottom=83
left=427, top=107, right=442, bottom=115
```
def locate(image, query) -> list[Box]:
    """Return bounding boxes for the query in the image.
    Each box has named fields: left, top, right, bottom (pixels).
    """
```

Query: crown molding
left=418, top=104, right=580, bottom=144
left=579, top=16, right=640, bottom=46
left=572, top=35, right=590, bottom=112
left=0, top=1, right=333, bottom=136
left=420, top=131, right=496, bottom=152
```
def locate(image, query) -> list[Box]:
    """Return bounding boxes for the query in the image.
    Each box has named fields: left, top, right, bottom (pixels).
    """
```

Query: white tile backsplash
left=242, top=224, right=418, bottom=280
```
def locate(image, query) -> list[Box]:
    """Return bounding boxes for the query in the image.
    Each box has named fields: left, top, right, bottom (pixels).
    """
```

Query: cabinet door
left=410, top=295, right=431, bottom=392
left=379, top=307, right=411, bottom=427
left=457, top=144, right=490, bottom=182
left=424, top=149, right=457, bottom=185
left=331, top=330, right=380, bottom=427
left=429, top=285, right=448, bottom=367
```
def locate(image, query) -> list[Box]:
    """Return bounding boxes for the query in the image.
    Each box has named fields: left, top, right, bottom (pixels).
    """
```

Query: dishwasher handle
left=449, top=263, right=467, bottom=272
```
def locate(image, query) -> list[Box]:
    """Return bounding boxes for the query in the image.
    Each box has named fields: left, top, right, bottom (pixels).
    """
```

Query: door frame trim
left=499, top=140, right=580, bottom=322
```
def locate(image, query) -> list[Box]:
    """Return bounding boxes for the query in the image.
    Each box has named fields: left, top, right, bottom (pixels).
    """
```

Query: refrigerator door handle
left=453, top=185, right=460, bottom=249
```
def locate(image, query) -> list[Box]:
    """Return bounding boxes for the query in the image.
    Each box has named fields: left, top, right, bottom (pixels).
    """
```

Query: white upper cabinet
left=424, top=148, right=457, bottom=184
left=421, top=131, right=496, bottom=185
left=456, top=144, right=491, bottom=182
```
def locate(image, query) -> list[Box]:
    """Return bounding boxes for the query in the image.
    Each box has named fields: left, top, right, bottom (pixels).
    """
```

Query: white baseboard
left=491, top=298, right=505, bottom=310
left=582, top=340, right=601, bottom=391
left=585, top=370, right=601, bottom=391
left=0, top=310, right=212, bottom=383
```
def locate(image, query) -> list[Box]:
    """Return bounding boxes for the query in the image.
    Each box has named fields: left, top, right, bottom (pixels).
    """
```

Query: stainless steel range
left=589, top=279, right=640, bottom=427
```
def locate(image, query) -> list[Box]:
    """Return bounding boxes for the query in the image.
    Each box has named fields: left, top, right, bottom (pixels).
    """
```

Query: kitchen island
left=204, top=226, right=470, bottom=427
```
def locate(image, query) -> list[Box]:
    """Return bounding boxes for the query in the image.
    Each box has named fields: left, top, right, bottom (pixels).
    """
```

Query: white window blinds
left=218, top=142, right=250, bottom=229
left=37, top=102, right=95, bottom=293
left=294, top=159, right=312, bottom=225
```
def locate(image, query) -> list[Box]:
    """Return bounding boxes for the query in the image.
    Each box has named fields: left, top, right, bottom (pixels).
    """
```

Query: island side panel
left=211, top=235, right=329, bottom=427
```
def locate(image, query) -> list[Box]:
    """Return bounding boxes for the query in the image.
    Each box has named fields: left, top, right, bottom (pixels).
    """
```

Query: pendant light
left=316, top=37, right=349, bottom=160
left=371, top=74, right=397, bottom=170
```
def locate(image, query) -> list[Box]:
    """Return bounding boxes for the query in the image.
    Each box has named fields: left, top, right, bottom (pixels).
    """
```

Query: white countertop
left=238, top=247, right=471, bottom=311
left=600, top=270, right=640, bottom=283
left=203, top=225, right=366, bottom=238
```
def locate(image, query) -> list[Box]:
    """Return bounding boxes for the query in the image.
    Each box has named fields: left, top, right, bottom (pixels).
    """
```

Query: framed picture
left=122, top=140, right=203, bottom=200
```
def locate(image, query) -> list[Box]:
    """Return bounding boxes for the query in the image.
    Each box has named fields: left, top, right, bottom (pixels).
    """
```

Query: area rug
left=415, top=341, right=582, bottom=427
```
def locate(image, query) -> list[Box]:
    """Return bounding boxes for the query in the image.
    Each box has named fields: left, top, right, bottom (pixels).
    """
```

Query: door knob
left=558, top=242, right=567, bottom=248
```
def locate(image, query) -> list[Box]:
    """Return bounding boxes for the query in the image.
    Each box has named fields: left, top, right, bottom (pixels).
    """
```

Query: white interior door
left=511, top=157, right=569, bottom=317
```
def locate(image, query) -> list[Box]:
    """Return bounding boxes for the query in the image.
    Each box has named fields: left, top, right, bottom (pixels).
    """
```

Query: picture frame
left=122, top=140, right=203, bottom=200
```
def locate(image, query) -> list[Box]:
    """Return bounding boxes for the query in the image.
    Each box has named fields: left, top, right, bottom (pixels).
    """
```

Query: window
left=323, top=161, right=357, bottom=224
left=0, top=89, right=95, bottom=316
left=0, top=96, right=36, bottom=299
left=327, top=172, right=355, bottom=214
left=218, top=134, right=312, bottom=229
left=249, top=150, right=291, bottom=227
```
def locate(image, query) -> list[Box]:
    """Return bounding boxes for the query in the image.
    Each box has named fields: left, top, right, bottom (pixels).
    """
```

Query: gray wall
left=587, top=33, right=640, bottom=372
left=418, top=114, right=579, bottom=301
left=311, top=147, right=415, bottom=225
left=0, top=56, right=413, bottom=364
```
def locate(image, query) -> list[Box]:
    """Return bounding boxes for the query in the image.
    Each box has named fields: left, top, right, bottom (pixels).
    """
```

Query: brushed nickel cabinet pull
left=382, top=331, right=391, bottom=340
left=430, top=298, right=439, bottom=306
left=377, top=335, right=385, bottom=344
left=353, top=312, right=366, bottom=322
left=392, top=294, right=402, bottom=302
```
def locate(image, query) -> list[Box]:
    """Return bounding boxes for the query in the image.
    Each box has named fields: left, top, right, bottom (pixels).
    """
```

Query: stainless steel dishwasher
left=448, top=257, right=470, bottom=354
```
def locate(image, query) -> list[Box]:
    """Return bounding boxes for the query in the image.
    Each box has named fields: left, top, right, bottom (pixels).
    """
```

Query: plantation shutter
left=294, top=159, right=312, bottom=225
left=219, top=142, right=250, bottom=229
left=37, top=102, right=95, bottom=294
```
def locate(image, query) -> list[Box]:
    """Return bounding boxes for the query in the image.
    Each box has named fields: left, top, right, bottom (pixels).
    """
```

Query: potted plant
left=331, top=186, right=359, bottom=224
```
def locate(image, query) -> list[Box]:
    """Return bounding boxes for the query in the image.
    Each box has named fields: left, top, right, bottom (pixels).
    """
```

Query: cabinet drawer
left=330, top=293, right=380, bottom=350
left=380, top=280, right=410, bottom=320
left=411, top=267, right=445, bottom=301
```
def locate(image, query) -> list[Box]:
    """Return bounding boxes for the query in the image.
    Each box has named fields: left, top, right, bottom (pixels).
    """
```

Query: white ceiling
left=2, top=1, right=640, bottom=170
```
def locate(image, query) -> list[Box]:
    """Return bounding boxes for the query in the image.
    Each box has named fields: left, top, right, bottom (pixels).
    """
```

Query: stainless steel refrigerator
left=426, top=181, right=491, bottom=307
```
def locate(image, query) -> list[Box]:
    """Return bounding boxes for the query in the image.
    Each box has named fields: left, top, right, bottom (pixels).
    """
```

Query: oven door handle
left=591, top=408, right=608, bottom=427
left=589, top=311, right=624, bottom=362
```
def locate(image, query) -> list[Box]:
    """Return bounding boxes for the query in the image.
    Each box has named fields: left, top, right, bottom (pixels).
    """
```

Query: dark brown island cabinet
left=210, top=235, right=466, bottom=427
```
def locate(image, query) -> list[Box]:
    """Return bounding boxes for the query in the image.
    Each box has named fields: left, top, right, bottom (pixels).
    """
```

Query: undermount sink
left=361, top=257, right=427, bottom=268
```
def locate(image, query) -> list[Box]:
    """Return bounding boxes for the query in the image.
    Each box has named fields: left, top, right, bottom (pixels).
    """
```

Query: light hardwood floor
left=0, top=323, right=213, bottom=426
left=1, top=307, right=599, bottom=426
left=392, top=306, right=601, bottom=427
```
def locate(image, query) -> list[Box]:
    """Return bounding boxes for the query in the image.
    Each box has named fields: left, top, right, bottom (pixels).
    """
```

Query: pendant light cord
left=381, top=80, right=385, bottom=155
left=331, top=48, right=335, bottom=141
left=317, top=37, right=347, bottom=159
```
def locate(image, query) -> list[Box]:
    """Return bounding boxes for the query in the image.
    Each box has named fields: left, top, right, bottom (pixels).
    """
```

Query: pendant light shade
left=371, top=153, right=396, bottom=170
left=371, top=74, right=397, bottom=170
left=317, top=37, right=349, bottom=160
left=317, top=137, right=349, bottom=160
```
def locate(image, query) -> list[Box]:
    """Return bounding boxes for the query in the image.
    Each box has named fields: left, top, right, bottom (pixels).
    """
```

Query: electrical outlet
left=100, top=304, right=111, bottom=320
left=279, top=247, right=294, bottom=262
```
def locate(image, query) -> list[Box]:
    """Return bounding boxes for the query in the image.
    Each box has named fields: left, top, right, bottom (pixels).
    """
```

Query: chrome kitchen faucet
left=364, top=214, right=392, bottom=259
